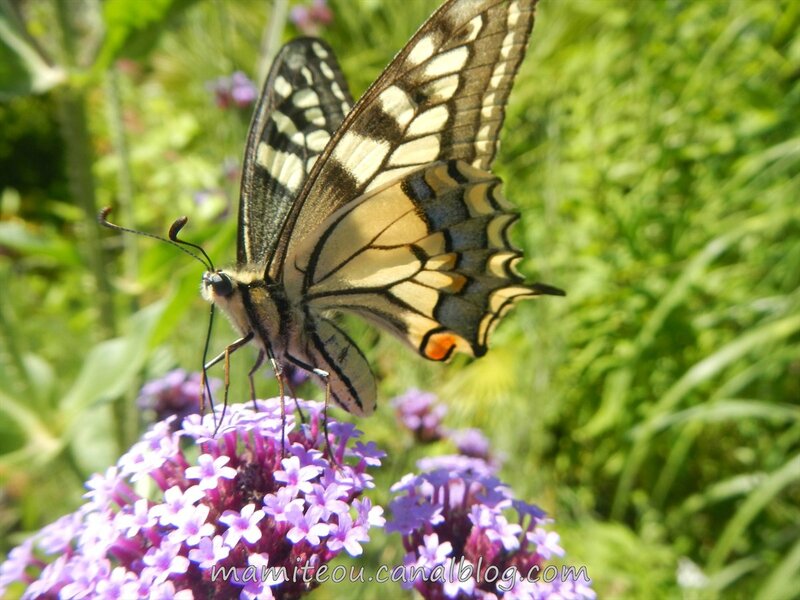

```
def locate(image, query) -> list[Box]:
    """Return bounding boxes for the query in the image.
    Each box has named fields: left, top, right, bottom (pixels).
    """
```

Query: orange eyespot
left=423, top=332, right=457, bottom=361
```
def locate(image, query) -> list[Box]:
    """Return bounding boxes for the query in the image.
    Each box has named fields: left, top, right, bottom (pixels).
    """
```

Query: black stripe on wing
left=237, top=37, right=354, bottom=268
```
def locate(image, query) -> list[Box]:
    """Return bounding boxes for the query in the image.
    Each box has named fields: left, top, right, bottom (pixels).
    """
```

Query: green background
left=1, top=0, right=799, bottom=598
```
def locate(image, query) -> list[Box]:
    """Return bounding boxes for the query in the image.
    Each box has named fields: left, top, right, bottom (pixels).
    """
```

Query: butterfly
left=201, top=0, right=564, bottom=416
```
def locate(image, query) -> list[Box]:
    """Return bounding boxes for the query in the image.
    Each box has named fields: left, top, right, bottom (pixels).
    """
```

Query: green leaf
left=93, top=0, right=201, bottom=72
left=0, top=0, right=65, bottom=98
left=62, top=301, right=166, bottom=418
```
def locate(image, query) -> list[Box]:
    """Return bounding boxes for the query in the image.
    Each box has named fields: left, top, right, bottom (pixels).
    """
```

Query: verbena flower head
left=207, top=71, right=258, bottom=109
left=289, top=0, right=333, bottom=36
left=387, top=461, right=595, bottom=599
left=393, top=388, right=448, bottom=442
left=0, top=398, right=385, bottom=599
left=137, top=369, right=212, bottom=426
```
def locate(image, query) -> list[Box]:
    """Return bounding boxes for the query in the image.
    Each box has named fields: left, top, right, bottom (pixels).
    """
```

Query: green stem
left=54, top=0, right=116, bottom=339
left=257, top=0, right=289, bottom=84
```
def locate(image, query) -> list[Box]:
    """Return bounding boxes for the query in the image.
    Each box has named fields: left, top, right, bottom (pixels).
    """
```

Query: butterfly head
left=201, top=268, right=277, bottom=340
left=202, top=270, right=235, bottom=301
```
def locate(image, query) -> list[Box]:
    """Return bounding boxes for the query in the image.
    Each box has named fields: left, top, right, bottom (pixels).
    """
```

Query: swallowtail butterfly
left=202, top=0, right=563, bottom=416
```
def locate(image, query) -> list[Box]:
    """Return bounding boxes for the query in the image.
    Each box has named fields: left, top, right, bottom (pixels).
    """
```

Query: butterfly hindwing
left=287, top=159, right=563, bottom=364
left=238, top=38, right=354, bottom=267
left=269, top=0, right=538, bottom=277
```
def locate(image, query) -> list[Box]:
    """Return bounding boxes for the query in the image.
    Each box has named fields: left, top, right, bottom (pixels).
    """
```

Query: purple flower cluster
left=387, top=464, right=595, bottom=599
left=289, top=0, right=333, bottom=36
left=392, top=390, right=502, bottom=472
left=207, top=71, right=258, bottom=109
left=393, top=389, right=449, bottom=442
left=0, top=399, right=385, bottom=599
left=137, top=369, right=212, bottom=426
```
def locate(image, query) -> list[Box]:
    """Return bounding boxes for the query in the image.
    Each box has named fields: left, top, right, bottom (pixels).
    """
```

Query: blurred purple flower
left=207, top=71, right=257, bottom=109
left=392, top=388, right=448, bottom=442
left=137, top=369, right=218, bottom=426
left=450, top=428, right=491, bottom=460
left=0, top=398, right=384, bottom=598
left=290, top=0, right=333, bottom=36
left=387, top=464, right=595, bottom=599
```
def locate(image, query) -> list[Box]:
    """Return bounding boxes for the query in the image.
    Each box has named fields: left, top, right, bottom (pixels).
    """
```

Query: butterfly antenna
left=98, top=207, right=214, bottom=272
left=167, top=216, right=216, bottom=272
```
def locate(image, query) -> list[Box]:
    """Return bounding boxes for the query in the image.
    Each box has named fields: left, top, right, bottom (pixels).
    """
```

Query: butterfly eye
left=209, top=272, right=234, bottom=298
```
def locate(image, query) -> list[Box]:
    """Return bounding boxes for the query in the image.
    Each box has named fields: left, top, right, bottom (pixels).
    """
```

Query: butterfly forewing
left=268, top=0, right=538, bottom=277
left=238, top=38, right=354, bottom=267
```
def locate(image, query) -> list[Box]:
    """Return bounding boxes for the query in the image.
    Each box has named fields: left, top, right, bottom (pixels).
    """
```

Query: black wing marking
left=237, top=37, right=354, bottom=268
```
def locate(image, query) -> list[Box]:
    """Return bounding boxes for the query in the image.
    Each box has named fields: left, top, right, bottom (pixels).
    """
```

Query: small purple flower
left=392, top=388, right=448, bottom=442
left=285, top=504, right=331, bottom=546
left=273, top=455, right=321, bottom=496
left=137, top=369, right=213, bottom=426
left=149, top=485, right=205, bottom=526
left=450, top=427, right=492, bottom=460
left=185, top=453, right=237, bottom=490
left=170, top=503, right=215, bottom=546
left=207, top=71, right=257, bottom=109
left=220, top=503, right=265, bottom=546
left=416, top=533, right=452, bottom=569
left=290, top=0, right=333, bottom=36
left=388, top=466, right=595, bottom=599
left=0, top=395, right=384, bottom=598
left=115, top=498, right=156, bottom=537
left=187, top=535, right=229, bottom=569
left=326, top=512, right=369, bottom=556
left=142, top=539, right=190, bottom=584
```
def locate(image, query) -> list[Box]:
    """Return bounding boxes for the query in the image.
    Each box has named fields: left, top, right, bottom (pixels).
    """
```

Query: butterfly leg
left=269, top=357, right=291, bottom=457
left=247, top=350, right=266, bottom=410
left=203, top=332, right=254, bottom=431
left=284, top=354, right=337, bottom=465
left=283, top=368, right=307, bottom=425
left=313, top=367, right=337, bottom=466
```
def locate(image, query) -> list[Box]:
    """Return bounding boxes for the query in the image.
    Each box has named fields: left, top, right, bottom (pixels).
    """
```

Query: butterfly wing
left=237, top=38, right=354, bottom=268
left=268, top=0, right=539, bottom=277
left=288, top=160, right=563, bottom=365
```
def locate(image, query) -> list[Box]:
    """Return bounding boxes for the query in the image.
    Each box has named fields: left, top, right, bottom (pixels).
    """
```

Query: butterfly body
left=204, top=0, right=563, bottom=416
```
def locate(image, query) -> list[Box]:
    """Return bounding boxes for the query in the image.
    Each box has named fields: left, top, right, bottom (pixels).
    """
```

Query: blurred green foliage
left=1, top=0, right=799, bottom=598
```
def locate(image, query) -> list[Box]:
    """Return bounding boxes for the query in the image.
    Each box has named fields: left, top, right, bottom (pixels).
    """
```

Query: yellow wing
left=285, top=160, right=563, bottom=363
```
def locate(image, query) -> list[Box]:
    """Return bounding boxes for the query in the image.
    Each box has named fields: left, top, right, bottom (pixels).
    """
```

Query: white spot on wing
left=306, top=129, right=329, bottom=152
left=332, top=131, right=391, bottom=184
left=407, top=105, right=449, bottom=137
left=389, top=135, right=441, bottom=167
left=407, top=36, right=436, bottom=66
left=501, top=31, right=516, bottom=59
left=320, top=62, right=334, bottom=79
left=294, top=89, right=319, bottom=109
left=271, top=111, right=298, bottom=136
left=274, top=75, right=292, bottom=98
left=312, top=41, right=329, bottom=58
left=379, top=86, right=416, bottom=129
left=462, top=15, right=484, bottom=43
left=331, top=81, right=346, bottom=101
left=508, top=1, right=521, bottom=27
left=424, top=46, right=469, bottom=79
left=305, top=107, right=325, bottom=126
left=423, top=74, right=460, bottom=103
left=366, top=165, right=421, bottom=192
left=269, top=149, right=305, bottom=192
